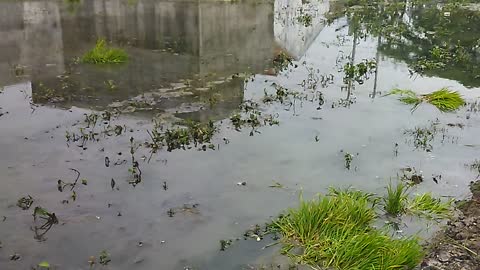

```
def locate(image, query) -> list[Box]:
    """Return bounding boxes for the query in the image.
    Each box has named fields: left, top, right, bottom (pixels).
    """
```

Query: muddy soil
left=421, top=181, right=480, bottom=270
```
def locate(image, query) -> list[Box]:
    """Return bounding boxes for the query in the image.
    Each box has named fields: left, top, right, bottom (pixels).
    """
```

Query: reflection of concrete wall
left=274, top=0, right=329, bottom=59
left=22, top=1, right=65, bottom=77
left=0, top=2, right=23, bottom=84
left=198, top=2, right=274, bottom=74
left=0, top=1, right=64, bottom=85
left=64, top=0, right=274, bottom=75
left=1, top=0, right=293, bottom=115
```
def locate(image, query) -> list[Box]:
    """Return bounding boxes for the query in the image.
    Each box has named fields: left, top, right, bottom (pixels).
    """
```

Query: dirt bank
left=421, top=181, right=480, bottom=270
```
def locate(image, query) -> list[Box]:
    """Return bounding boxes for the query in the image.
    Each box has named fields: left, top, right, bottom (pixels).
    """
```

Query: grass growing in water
left=383, top=182, right=409, bottom=216
left=387, top=88, right=464, bottom=112
left=408, top=193, right=453, bottom=219
left=382, top=182, right=453, bottom=219
left=272, top=190, right=424, bottom=270
left=81, top=39, right=128, bottom=64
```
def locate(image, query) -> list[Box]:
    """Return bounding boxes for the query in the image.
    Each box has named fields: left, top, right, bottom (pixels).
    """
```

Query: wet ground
left=1, top=0, right=480, bottom=269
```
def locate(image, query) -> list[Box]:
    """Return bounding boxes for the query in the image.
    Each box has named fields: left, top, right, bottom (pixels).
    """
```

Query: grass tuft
left=383, top=182, right=409, bottom=217
left=423, top=88, right=465, bottom=112
left=81, top=38, right=128, bottom=64
left=272, top=190, right=424, bottom=269
left=386, top=88, right=465, bottom=112
left=407, top=193, right=453, bottom=219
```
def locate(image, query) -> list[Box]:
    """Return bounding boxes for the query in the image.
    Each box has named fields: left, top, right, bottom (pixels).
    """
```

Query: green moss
left=81, top=38, right=128, bottom=64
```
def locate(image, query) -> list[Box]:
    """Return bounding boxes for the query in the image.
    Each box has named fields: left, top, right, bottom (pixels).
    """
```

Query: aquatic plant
left=343, top=59, right=376, bottom=84
left=407, top=193, right=453, bottom=219
left=383, top=182, right=409, bottom=216
left=32, top=206, right=59, bottom=241
left=99, top=250, right=111, bottom=265
left=297, top=14, right=313, bottom=27
left=403, top=120, right=454, bottom=152
left=147, top=120, right=217, bottom=152
left=272, top=190, right=423, bottom=269
left=17, top=195, right=34, bottom=210
left=81, top=39, right=128, bottom=64
left=344, top=152, right=354, bottom=170
left=273, top=52, right=293, bottom=71
left=387, top=88, right=465, bottom=112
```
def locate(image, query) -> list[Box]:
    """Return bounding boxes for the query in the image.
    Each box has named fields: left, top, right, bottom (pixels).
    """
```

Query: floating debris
left=386, top=88, right=465, bottom=112
left=17, top=195, right=34, bottom=210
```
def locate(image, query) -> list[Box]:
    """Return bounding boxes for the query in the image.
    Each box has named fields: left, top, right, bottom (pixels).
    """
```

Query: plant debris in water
left=230, top=100, right=279, bottom=136
left=17, top=195, right=34, bottom=210
left=403, top=120, right=455, bottom=152
left=147, top=120, right=217, bottom=152
left=386, top=88, right=465, bottom=112
left=32, top=206, right=59, bottom=241
left=273, top=52, right=293, bottom=71
left=342, top=59, right=376, bottom=84
left=297, top=13, right=313, bottom=27
left=81, top=38, right=128, bottom=64
left=99, top=250, right=111, bottom=265
left=344, top=152, right=354, bottom=170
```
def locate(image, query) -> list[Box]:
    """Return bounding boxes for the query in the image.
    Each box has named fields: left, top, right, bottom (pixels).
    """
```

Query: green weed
left=272, top=190, right=423, bottom=269
left=81, top=39, right=128, bottom=64
left=17, top=195, right=34, bottom=210
left=147, top=120, right=217, bottom=152
left=383, top=182, right=409, bottom=216
left=343, top=59, right=377, bottom=84
left=273, top=52, right=293, bottom=71
left=297, top=14, right=313, bottom=27
left=407, top=193, right=453, bottom=219
left=387, top=88, right=465, bottom=112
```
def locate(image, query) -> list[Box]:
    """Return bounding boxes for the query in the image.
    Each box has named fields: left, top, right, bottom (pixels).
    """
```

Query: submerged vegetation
left=147, top=120, right=217, bottom=152
left=273, top=52, right=293, bottom=71
left=387, top=88, right=465, bottom=112
left=81, top=38, right=128, bottom=64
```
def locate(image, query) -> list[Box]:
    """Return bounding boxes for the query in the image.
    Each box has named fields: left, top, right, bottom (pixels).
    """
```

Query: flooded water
left=1, top=0, right=480, bottom=269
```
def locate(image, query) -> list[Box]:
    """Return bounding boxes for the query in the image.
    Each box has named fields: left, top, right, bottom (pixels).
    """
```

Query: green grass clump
left=386, top=88, right=464, bottom=112
left=383, top=182, right=409, bottom=216
left=423, top=88, right=465, bottom=112
left=81, top=38, right=128, bottom=64
left=272, top=190, right=423, bottom=270
left=407, top=193, right=453, bottom=219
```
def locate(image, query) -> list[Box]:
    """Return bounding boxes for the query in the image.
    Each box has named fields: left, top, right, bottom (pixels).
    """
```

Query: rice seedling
left=407, top=193, right=453, bottom=219
left=386, top=88, right=465, bottom=112
left=383, top=182, right=409, bottom=216
left=81, top=38, right=128, bottom=64
left=271, top=190, right=424, bottom=269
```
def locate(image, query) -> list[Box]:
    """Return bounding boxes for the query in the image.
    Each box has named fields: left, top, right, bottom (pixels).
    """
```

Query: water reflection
left=0, top=0, right=330, bottom=120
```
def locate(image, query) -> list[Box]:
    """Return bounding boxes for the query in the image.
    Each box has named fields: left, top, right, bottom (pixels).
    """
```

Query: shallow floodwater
left=1, top=0, right=480, bottom=269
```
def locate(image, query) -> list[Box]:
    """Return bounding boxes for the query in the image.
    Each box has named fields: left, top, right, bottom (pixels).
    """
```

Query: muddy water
left=1, top=0, right=480, bottom=269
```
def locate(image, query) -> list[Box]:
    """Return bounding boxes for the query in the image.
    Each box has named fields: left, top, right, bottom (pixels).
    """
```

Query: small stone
left=437, top=251, right=451, bottom=263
